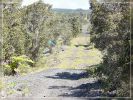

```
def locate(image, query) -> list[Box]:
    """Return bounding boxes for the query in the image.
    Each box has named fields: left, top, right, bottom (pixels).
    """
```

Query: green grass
left=56, top=47, right=103, bottom=69
left=15, top=56, right=50, bottom=75
left=7, top=89, right=16, bottom=95
left=13, top=35, right=103, bottom=74
left=7, top=82, right=17, bottom=88
left=6, top=81, right=30, bottom=96
left=70, top=36, right=90, bottom=46
left=1, top=79, right=30, bottom=96
left=50, top=35, right=103, bottom=69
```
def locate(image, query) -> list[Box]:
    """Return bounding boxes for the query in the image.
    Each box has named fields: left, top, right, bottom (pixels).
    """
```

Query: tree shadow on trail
left=46, top=71, right=104, bottom=97
left=60, top=81, right=103, bottom=97
left=45, top=71, right=89, bottom=80
left=48, top=80, right=104, bottom=97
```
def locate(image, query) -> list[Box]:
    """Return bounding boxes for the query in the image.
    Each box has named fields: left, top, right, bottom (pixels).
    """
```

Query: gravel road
left=3, top=68, right=103, bottom=100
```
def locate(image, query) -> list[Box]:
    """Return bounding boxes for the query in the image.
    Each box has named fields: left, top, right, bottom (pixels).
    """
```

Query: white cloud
left=22, top=0, right=89, bottom=9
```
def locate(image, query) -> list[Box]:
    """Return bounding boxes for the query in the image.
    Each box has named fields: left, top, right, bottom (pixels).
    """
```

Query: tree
left=69, top=16, right=81, bottom=38
left=131, top=3, right=133, bottom=98
left=90, top=0, right=130, bottom=96
left=21, top=0, right=52, bottom=61
left=3, top=2, right=24, bottom=61
left=0, top=3, right=2, bottom=75
left=2, top=0, right=82, bottom=75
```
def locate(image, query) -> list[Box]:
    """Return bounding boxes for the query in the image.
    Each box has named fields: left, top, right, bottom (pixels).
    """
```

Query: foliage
left=15, top=63, right=32, bottom=75
left=3, top=64, right=12, bottom=75
left=131, top=4, right=133, bottom=98
left=90, top=0, right=130, bottom=96
left=3, top=55, right=34, bottom=75
left=34, top=55, right=48, bottom=70
left=0, top=3, right=2, bottom=74
left=46, top=13, right=82, bottom=46
left=3, top=3, right=25, bottom=61
left=21, top=0, right=81, bottom=61
left=21, top=1, right=53, bottom=61
left=2, top=0, right=83, bottom=75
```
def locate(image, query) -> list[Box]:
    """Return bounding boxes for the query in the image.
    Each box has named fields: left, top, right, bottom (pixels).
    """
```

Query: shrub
left=90, top=0, right=130, bottom=96
left=3, top=64, right=12, bottom=75
left=4, top=55, right=34, bottom=75
left=15, top=63, right=32, bottom=75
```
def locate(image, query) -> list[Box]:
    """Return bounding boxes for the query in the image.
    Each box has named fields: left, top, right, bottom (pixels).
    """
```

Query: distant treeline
left=52, top=8, right=89, bottom=14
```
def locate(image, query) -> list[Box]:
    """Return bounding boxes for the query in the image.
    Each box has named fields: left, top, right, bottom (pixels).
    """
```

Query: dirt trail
left=2, top=24, right=104, bottom=99
left=4, top=69, right=103, bottom=99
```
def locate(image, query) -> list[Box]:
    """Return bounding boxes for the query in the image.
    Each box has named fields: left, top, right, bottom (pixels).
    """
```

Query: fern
left=4, top=55, right=34, bottom=75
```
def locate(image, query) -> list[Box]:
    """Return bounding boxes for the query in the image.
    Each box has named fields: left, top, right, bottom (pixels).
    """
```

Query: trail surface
left=4, top=68, right=103, bottom=100
left=2, top=24, right=104, bottom=99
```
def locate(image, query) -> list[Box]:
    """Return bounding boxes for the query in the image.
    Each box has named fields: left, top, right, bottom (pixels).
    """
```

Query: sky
left=22, top=0, right=90, bottom=9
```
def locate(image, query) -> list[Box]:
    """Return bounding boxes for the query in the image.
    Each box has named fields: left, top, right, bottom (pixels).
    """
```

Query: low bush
left=15, top=63, right=32, bottom=75
left=3, top=64, right=12, bottom=75
left=3, top=55, right=34, bottom=75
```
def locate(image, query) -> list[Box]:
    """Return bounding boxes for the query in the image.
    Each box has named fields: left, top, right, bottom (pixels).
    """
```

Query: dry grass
left=56, top=47, right=103, bottom=69
left=17, top=35, right=103, bottom=74
left=71, top=36, right=90, bottom=46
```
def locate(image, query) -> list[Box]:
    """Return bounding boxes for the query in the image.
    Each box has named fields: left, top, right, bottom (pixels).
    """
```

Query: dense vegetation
left=0, top=3, right=2, bottom=77
left=131, top=2, right=133, bottom=98
left=2, top=0, right=84, bottom=75
left=0, top=0, right=132, bottom=98
left=89, top=0, right=131, bottom=97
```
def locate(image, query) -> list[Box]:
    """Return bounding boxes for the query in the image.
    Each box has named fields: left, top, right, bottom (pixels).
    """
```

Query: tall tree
left=21, top=0, right=52, bottom=61
left=90, top=0, right=130, bottom=96
left=3, top=1, right=24, bottom=61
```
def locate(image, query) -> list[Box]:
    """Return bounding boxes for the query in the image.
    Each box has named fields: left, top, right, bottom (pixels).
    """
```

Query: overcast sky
left=22, top=0, right=90, bottom=9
